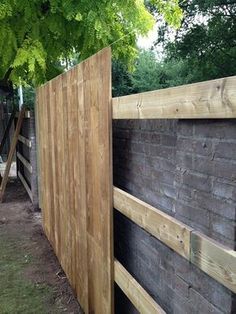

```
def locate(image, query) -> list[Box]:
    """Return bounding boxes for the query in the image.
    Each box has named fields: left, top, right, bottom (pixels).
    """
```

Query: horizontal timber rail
left=114, top=187, right=236, bottom=293
left=114, top=187, right=192, bottom=259
left=112, top=76, right=236, bottom=119
left=16, top=152, right=32, bottom=173
left=191, top=232, right=236, bottom=293
left=114, top=260, right=166, bottom=314
left=16, top=113, right=36, bottom=205
left=18, top=171, right=33, bottom=201
left=18, top=135, right=32, bottom=148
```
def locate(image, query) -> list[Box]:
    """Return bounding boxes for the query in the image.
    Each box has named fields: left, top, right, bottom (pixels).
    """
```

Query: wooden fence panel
left=36, top=48, right=113, bottom=314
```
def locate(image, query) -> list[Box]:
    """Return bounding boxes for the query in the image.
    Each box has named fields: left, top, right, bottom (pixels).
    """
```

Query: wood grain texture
left=114, top=187, right=192, bottom=259
left=114, top=260, right=166, bottom=314
left=36, top=48, right=113, bottom=314
left=83, top=47, right=113, bottom=314
left=113, top=76, right=236, bottom=119
left=191, top=232, right=236, bottom=293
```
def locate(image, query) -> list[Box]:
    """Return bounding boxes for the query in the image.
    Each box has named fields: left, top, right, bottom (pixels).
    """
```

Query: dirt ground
left=0, top=179, right=83, bottom=314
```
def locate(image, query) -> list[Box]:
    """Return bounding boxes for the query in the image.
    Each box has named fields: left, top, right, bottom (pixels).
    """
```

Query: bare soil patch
left=0, top=179, right=83, bottom=314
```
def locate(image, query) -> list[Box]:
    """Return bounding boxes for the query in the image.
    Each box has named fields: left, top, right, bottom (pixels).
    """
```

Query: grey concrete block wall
left=113, top=119, right=236, bottom=314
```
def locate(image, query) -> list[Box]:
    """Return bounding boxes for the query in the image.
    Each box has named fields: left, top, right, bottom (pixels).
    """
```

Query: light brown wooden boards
left=114, top=187, right=192, bottom=259
left=191, top=232, right=236, bottom=293
left=114, top=260, right=166, bottom=314
left=114, top=187, right=236, bottom=293
left=83, top=47, right=113, bottom=314
left=0, top=108, right=25, bottom=202
left=36, top=48, right=113, bottom=314
left=113, top=76, right=236, bottom=119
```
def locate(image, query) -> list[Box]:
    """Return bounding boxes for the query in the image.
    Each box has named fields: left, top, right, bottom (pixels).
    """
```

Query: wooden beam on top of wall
left=114, top=187, right=192, bottom=260
left=18, top=135, right=32, bottom=148
left=16, top=152, right=33, bottom=173
left=112, top=76, right=236, bottom=119
left=114, top=260, right=166, bottom=314
left=191, top=232, right=236, bottom=294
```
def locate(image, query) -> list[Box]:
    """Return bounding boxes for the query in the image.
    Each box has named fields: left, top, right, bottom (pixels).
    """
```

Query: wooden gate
left=36, top=48, right=113, bottom=314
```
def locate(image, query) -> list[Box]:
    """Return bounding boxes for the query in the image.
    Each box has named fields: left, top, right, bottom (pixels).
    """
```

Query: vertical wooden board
left=49, top=78, right=61, bottom=262
left=36, top=48, right=113, bottom=314
left=50, top=78, right=60, bottom=257
left=37, top=88, right=45, bottom=224
left=35, top=91, right=41, bottom=208
left=40, top=84, right=49, bottom=237
left=74, top=64, right=89, bottom=313
left=48, top=80, right=56, bottom=252
left=67, top=67, right=78, bottom=291
left=83, top=47, right=113, bottom=314
left=61, top=71, right=71, bottom=278
left=65, top=69, right=72, bottom=287
left=54, top=75, right=63, bottom=264
left=40, top=85, right=46, bottom=232
left=46, top=82, right=56, bottom=246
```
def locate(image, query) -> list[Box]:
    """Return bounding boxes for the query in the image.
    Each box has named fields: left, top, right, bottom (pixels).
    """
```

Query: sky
left=137, top=23, right=159, bottom=49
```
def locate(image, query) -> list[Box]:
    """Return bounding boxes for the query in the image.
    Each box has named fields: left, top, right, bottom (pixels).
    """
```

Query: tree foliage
left=156, top=0, right=236, bottom=82
left=112, top=59, right=133, bottom=97
left=112, top=1, right=236, bottom=97
left=112, top=49, right=195, bottom=96
left=0, top=0, right=182, bottom=87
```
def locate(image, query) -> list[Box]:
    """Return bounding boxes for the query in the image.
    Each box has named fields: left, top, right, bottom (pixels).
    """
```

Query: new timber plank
left=83, top=47, right=113, bottom=314
left=54, top=75, right=64, bottom=285
left=191, top=232, right=236, bottom=293
left=74, top=64, right=88, bottom=313
left=112, top=76, right=236, bottom=119
left=114, top=260, right=166, bottom=314
left=114, top=187, right=192, bottom=259
left=36, top=48, right=113, bottom=314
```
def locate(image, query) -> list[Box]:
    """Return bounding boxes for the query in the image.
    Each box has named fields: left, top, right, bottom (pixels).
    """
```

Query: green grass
left=0, top=232, right=59, bottom=314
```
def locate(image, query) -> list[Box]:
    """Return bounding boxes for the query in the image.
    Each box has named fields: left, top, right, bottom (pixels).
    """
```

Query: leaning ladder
left=0, top=108, right=25, bottom=202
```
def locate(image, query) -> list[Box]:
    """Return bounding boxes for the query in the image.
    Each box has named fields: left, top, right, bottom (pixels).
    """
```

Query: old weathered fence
left=36, top=47, right=236, bottom=314
left=36, top=48, right=113, bottom=313
left=16, top=111, right=38, bottom=208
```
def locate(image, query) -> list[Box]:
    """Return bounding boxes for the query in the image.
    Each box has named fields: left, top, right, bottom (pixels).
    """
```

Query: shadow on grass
left=0, top=232, right=60, bottom=314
